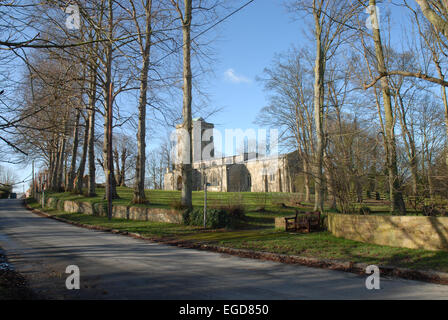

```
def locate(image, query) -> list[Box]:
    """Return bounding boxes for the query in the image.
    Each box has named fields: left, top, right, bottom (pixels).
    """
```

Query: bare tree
left=66, top=108, right=82, bottom=192
left=412, top=8, right=448, bottom=167
left=113, top=133, right=137, bottom=187
left=170, top=0, right=193, bottom=207
left=256, top=48, right=315, bottom=200
left=125, top=0, right=154, bottom=203
left=365, top=0, right=406, bottom=213
left=289, top=0, right=361, bottom=211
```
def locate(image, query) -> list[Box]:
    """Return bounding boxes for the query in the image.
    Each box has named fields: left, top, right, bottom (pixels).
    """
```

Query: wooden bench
left=284, top=210, right=321, bottom=233
left=284, top=211, right=299, bottom=232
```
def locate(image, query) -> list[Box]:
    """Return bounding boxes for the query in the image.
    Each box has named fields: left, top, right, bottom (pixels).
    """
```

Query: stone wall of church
left=163, top=153, right=300, bottom=193
left=243, top=156, right=292, bottom=193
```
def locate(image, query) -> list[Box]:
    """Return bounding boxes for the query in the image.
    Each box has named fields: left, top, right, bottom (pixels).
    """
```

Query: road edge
left=24, top=202, right=448, bottom=286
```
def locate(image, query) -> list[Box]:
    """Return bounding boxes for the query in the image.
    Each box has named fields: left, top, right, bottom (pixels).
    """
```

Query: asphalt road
left=0, top=199, right=447, bottom=300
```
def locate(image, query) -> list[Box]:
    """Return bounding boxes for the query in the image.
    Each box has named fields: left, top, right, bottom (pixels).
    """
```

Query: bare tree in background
left=411, top=7, right=448, bottom=168
left=146, top=148, right=165, bottom=189
left=256, top=48, right=315, bottom=201
left=113, top=132, right=137, bottom=187
left=0, top=165, right=19, bottom=187
left=289, top=0, right=361, bottom=212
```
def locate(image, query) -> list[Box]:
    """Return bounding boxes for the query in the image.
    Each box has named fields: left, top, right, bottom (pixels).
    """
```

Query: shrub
left=224, top=203, right=246, bottom=221
left=182, top=206, right=246, bottom=229
left=209, top=194, right=246, bottom=222
left=212, top=202, right=246, bottom=221
left=183, top=208, right=231, bottom=228
left=0, top=185, right=11, bottom=199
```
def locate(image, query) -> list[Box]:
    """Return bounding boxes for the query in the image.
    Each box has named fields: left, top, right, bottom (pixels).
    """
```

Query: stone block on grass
left=64, top=200, right=82, bottom=213
left=113, top=205, right=129, bottom=219
left=275, top=217, right=286, bottom=230
left=147, top=208, right=183, bottom=224
left=129, top=207, right=147, bottom=221
left=79, top=202, right=94, bottom=215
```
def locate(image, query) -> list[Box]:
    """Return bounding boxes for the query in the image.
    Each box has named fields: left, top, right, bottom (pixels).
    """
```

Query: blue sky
left=200, top=0, right=409, bottom=153
left=204, top=1, right=304, bottom=132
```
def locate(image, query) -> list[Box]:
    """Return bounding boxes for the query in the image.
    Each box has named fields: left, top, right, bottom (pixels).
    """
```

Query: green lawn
left=43, top=187, right=432, bottom=217
left=42, top=187, right=313, bottom=228
left=27, top=199, right=448, bottom=273
left=43, top=187, right=306, bottom=211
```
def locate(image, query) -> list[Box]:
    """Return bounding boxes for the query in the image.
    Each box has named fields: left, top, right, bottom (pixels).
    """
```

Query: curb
left=25, top=203, right=448, bottom=286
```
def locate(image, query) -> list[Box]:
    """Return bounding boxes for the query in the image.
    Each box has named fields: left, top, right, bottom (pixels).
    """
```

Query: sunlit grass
left=27, top=198, right=448, bottom=273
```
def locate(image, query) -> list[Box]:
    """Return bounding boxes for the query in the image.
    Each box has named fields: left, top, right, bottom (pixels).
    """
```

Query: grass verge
left=26, top=198, right=448, bottom=274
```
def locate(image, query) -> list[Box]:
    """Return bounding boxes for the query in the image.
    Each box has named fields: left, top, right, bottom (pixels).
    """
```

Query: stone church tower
left=191, top=118, right=214, bottom=163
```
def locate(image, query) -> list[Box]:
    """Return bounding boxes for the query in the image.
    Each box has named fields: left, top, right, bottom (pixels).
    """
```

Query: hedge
left=0, top=191, right=10, bottom=199
left=183, top=208, right=233, bottom=229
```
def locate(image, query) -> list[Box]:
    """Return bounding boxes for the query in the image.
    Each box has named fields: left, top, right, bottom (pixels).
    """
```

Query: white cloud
left=224, top=68, right=251, bottom=84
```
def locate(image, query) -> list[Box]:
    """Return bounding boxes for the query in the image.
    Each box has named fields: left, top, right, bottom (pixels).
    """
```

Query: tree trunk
left=433, top=61, right=448, bottom=167
left=67, top=108, right=81, bottom=192
left=103, top=0, right=118, bottom=200
left=103, top=99, right=118, bottom=199
left=416, top=0, right=448, bottom=39
left=133, top=0, right=152, bottom=204
left=55, top=136, right=66, bottom=191
left=86, top=31, right=98, bottom=197
left=303, top=159, right=311, bottom=202
left=180, top=0, right=193, bottom=208
left=75, top=114, right=89, bottom=194
left=120, top=149, right=126, bottom=186
left=427, top=163, right=435, bottom=199
left=87, top=106, right=96, bottom=196
left=397, top=94, right=418, bottom=196
left=324, top=155, right=337, bottom=209
left=49, top=148, right=56, bottom=190
left=114, top=148, right=121, bottom=186
left=312, top=10, right=325, bottom=212
left=50, top=142, right=60, bottom=191
left=370, top=0, right=406, bottom=214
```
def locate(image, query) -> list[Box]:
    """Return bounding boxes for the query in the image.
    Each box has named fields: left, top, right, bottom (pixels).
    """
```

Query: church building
left=164, top=118, right=301, bottom=192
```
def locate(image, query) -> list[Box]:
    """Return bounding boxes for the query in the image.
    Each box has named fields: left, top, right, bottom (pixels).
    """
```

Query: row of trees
left=257, top=0, right=448, bottom=214
left=0, top=0, right=224, bottom=209
left=2, top=1, right=448, bottom=214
